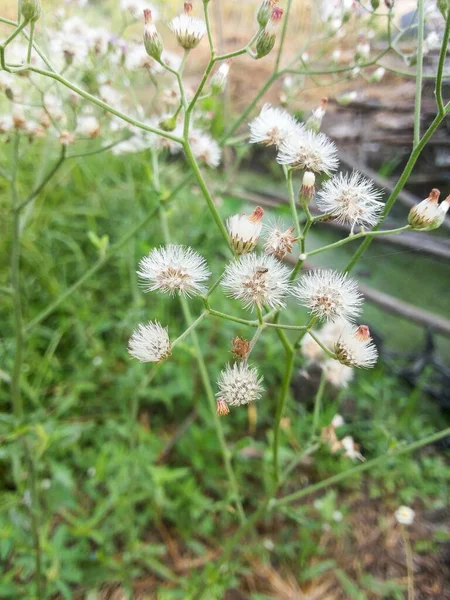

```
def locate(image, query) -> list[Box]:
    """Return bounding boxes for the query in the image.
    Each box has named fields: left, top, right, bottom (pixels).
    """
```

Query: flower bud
left=143, top=9, right=163, bottom=61
left=256, top=0, right=278, bottom=28
left=216, top=399, right=230, bottom=417
left=159, top=116, right=177, bottom=132
left=438, top=0, right=449, bottom=18
left=19, top=0, right=41, bottom=22
left=371, top=0, right=380, bottom=10
left=227, top=206, right=264, bottom=255
left=369, top=66, right=385, bottom=83
left=384, top=0, right=395, bottom=9
left=299, top=171, right=315, bottom=206
left=255, top=7, right=283, bottom=59
left=210, top=60, right=231, bottom=95
left=408, top=189, right=449, bottom=231
left=305, top=97, right=328, bottom=133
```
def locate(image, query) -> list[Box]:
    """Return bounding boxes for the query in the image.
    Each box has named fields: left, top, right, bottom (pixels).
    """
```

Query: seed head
left=227, top=206, right=264, bottom=255
left=334, top=323, right=378, bottom=368
left=263, top=220, right=297, bottom=259
left=137, top=245, right=211, bottom=297
left=128, top=321, right=171, bottom=363
left=293, top=270, right=363, bottom=322
left=316, top=171, right=384, bottom=232
left=221, top=253, right=292, bottom=311
left=216, top=363, right=264, bottom=408
left=408, top=189, right=449, bottom=231
left=249, top=103, right=299, bottom=148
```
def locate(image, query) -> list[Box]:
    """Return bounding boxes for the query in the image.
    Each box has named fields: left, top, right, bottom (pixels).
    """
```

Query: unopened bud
left=231, top=337, right=251, bottom=360
left=369, top=66, right=385, bottom=83
left=210, top=60, right=231, bottom=95
left=437, top=0, right=449, bottom=18
left=355, top=37, right=370, bottom=62
left=408, top=189, right=449, bottom=231
left=255, top=7, right=283, bottom=59
left=159, top=116, right=177, bottom=132
left=19, top=0, right=41, bottom=22
left=256, top=0, right=278, bottom=28
left=143, top=9, right=163, bottom=61
left=216, top=399, right=230, bottom=417
left=384, top=0, right=395, bottom=9
left=305, top=97, right=328, bottom=133
left=371, top=0, right=380, bottom=10
left=299, top=171, right=315, bottom=206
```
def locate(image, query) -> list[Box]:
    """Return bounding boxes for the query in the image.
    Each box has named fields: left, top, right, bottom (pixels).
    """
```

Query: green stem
left=307, top=331, right=336, bottom=359
left=272, top=349, right=295, bottom=484
left=207, top=308, right=259, bottom=328
left=172, top=311, right=208, bottom=348
left=435, top=12, right=450, bottom=115
left=307, top=225, right=411, bottom=257
left=25, top=444, right=43, bottom=599
left=312, top=371, right=326, bottom=437
left=413, top=0, right=424, bottom=148
left=26, top=20, right=35, bottom=64
left=286, top=168, right=302, bottom=240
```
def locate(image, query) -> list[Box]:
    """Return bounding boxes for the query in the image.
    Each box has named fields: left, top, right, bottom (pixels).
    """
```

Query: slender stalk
left=207, top=308, right=259, bottom=328
left=312, top=371, right=326, bottom=437
left=275, top=0, right=292, bottom=70
left=26, top=20, right=35, bottom=64
left=435, top=12, right=450, bottom=115
left=272, top=349, right=295, bottom=484
left=172, top=311, right=208, bottom=348
left=413, top=0, right=424, bottom=148
left=307, top=331, right=336, bottom=359
left=25, top=445, right=43, bottom=599
left=402, top=527, right=415, bottom=600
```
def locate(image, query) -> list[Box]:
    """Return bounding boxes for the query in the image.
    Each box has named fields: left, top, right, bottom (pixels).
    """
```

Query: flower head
left=137, top=245, right=210, bottom=297
left=128, top=321, right=171, bottom=363
left=169, top=4, right=206, bottom=50
left=189, top=130, right=221, bottom=167
left=277, top=129, right=339, bottom=175
left=227, top=206, right=264, bottom=255
left=76, top=115, right=100, bottom=138
left=305, top=97, right=328, bottom=133
left=221, top=253, right=292, bottom=310
left=322, top=359, right=354, bottom=388
left=143, top=9, right=163, bottom=60
left=293, top=270, right=362, bottom=322
left=249, top=103, right=298, bottom=147
left=255, top=6, right=283, bottom=58
left=263, top=220, right=297, bottom=259
left=341, top=436, right=365, bottom=461
left=316, top=171, right=384, bottom=232
left=210, top=60, right=231, bottom=95
left=408, top=188, right=449, bottom=231
left=216, top=362, right=264, bottom=408
left=334, top=324, right=378, bottom=368
left=395, top=506, right=415, bottom=526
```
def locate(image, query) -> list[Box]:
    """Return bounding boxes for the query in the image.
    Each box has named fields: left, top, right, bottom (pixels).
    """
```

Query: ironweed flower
left=169, top=3, right=206, bottom=50
left=128, top=321, right=171, bottom=363
left=221, top=253, right=292, bottom=310
left=138, top=245, right=211, bottom=297
left=334, top=324, right=378, bottom=368
left=294, top=270, right=362, bottom=322
left=316, top=171, right=383, bottom=232
left=227, top=206, right=264, bottom=255
left=249, top=103, right=299, bottom=147
left=216, top=363, right=264, bottom=409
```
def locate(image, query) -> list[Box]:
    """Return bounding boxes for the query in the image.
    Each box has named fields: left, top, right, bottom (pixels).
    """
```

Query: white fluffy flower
left=221, top=253, right=292, bottom=310
left=128, top=321, right=171, bottom=363
left=216, top=363, right=264, bottom=408
left=334, top=324, right=378, bottom=368
left=137, top=245, right=210, bottom=297
left=316, top=171, right=384, bottom=232
left=277, top=128, right=339, bottom=175
left=227, top=206, right=264, bottom=255
left=395, top=506, right=415, bottom=526
left=76, top=115, right=100, bottom=137
left=293, top=270, right=362, bottom=322
left=169, top=11, right=206, bottom=50
left=249, top=104, right=299, bottom=147
left=189, top=130, right=221, bottom=167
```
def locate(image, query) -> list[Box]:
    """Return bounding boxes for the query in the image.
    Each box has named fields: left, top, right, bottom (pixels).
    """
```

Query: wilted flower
left=334, top=324, right=378, bottom=368
left=293, top=270, right=362, bottom=322
left=216, top=399, right=230, bottom=416
left=249, top=104, right=299, bottom=147
left=231, top=337, right=251, bottom=360
left=189, top=130, right=221, bottom=167
left=169, top=3, right=206, bottom=50
left=395, top=505, right=415, bottom=526
left=138, top=245, right=211, bottom=297
left=76, top=115, right=100, bottom=138
left=263, top=220, right=297, bottom=259
left=408, top=188, right=449, bottom=231
left=216, top=363, right=264, bottom=409
left=128, top=321, right=171, bottom=363
left=277, top=129, right=339, bottom=175
left=227, top=206, right=264, bottom=255
left=143, top=9, right=163, bottom=61
left=221, top=253, right=292, bottom=310
left=316, top=171, right=384, bottom=232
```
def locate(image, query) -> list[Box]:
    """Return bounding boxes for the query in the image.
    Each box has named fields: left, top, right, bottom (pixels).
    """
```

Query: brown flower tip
left=143, top=8, right=152, bottom=24
left=355, top=325, right=370, bottom=342
left=271, top=6, right=284, bottom=21
left=249, top=206, right=264, bottom=223
left=231, top=336, right=251, bottom=360
left=428, top=188, right=440, bottom=204
left=184, top=2, right=193, bottom=14
left=320, top=97, right=328, bottom=109
left=216, top=399, right=230, bottom=417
